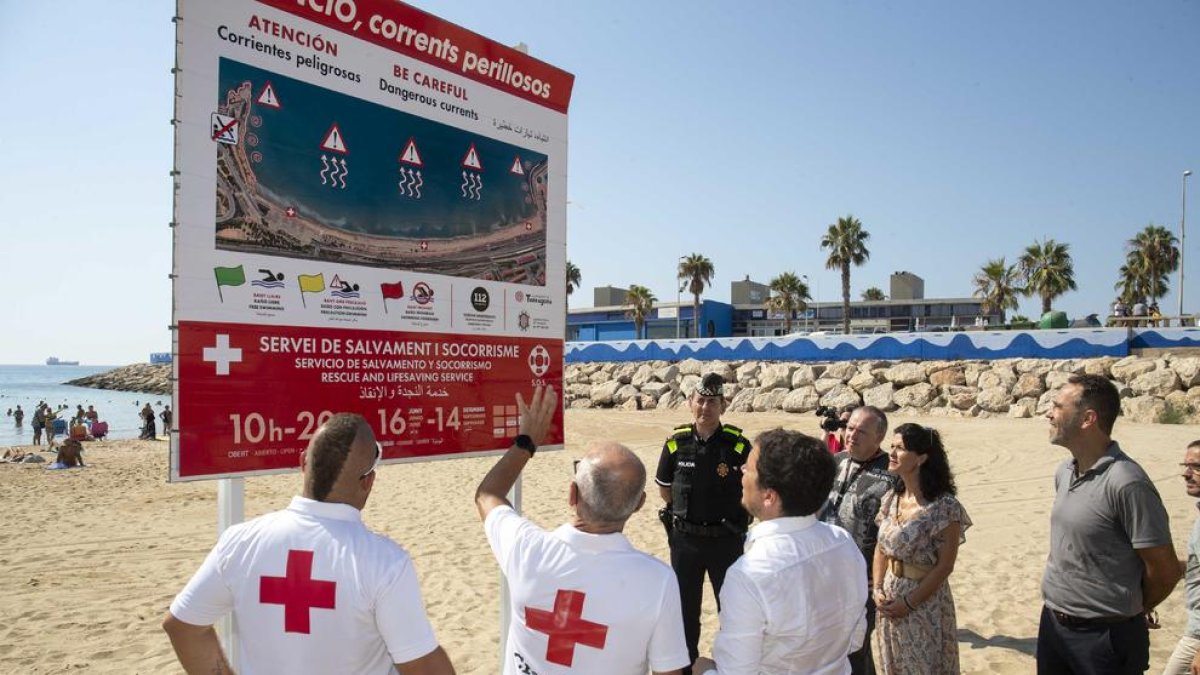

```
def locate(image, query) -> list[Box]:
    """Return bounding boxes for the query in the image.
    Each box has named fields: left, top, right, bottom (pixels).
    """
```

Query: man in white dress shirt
left=476, top=386, right=690, bottom=675
left=695, top=428, right=868, bottom=675
left=163, top=413, right=455, bottom=675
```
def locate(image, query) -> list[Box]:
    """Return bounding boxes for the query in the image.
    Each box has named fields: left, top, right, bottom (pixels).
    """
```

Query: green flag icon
left=214, top=265, right=246, bottom=302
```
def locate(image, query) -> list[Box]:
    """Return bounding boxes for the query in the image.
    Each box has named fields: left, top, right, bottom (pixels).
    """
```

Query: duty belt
left=1049, top=609, right=1139, bottom=628
left=673, top=517, right=744, bottom=538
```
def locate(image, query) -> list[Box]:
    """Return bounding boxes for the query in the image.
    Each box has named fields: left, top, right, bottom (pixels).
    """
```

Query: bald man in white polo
left=476, top=386, right=689, bottom=675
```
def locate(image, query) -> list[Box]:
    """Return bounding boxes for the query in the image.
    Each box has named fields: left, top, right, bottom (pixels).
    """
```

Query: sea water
left=0, top=365, right=168, bottom=447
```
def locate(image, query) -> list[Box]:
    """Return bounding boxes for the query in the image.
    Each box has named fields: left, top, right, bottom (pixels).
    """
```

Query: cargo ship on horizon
left=46, top=357, right=80, bottom=366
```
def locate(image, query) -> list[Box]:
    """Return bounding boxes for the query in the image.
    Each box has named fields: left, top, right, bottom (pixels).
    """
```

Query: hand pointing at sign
left=475, top=385, right=559, bottom=520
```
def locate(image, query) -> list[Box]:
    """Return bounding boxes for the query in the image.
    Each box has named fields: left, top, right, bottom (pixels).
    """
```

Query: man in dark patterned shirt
left=818, top=405, right=894, bottom=675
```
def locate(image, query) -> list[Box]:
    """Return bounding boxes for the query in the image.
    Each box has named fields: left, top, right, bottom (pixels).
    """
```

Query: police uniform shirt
left=655, top=424, right=749, bottom=526
left=170, top=496, right=440, bottom=674
left=485, top=505, right=690, bottom=674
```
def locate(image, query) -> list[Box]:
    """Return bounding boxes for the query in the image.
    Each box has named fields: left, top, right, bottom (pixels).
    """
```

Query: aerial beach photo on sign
left=214, top=58, right=550, bottom=285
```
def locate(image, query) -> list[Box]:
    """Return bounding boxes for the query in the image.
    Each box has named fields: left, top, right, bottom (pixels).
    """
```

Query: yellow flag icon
left=298, top=273, right=325, bottom=307
left=298, top=273, right=325, bottom=294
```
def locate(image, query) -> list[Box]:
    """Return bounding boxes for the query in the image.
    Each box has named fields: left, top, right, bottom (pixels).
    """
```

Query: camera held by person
left=816, top=405, right=853, bottom=453
left=816, top=405, right=847, bottom=433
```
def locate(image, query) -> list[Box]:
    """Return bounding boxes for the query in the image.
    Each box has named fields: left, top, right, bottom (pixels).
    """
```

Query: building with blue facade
left=567, top=286, right=733, bottom=341
left=567, top=273, right=995, bottom=342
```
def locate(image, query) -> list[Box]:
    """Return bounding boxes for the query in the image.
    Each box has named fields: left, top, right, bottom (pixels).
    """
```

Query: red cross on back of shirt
left=525, top=589, right=609, bottom=666
left=259, top=549, right=336, bottom=634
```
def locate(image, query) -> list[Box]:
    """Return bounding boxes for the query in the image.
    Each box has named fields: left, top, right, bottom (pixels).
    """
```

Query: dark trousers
left=669, top=530, right=745, bottom=672
left=1037, top=605, right=1149, bottom=675
left=848, top=598, right=876, bottom=675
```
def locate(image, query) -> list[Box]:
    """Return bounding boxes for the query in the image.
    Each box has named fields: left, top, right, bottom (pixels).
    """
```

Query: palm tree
left=1113, top=261, right=1144, bottom=305
left=766, top=272, right=811, bottom=334
left=624, top=285, right=656, bottom=339
left=566, top=260, right=582, bottom=300
left=1118, top=224, right=1179, bottom=303
left=972, top=257, right=1022, bottom=324
left=819, top=214, right=871, bottom=334
left=1018, top=238, right=1077, bottom=315
left=861, top=287, right=886, bottom=302
left=678, top=254, right=715, bottom=338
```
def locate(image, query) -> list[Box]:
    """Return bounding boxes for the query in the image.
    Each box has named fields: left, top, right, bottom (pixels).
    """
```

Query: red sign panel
left=176, top=320, right=563, bottom=479
left=254, top=0, right=575, bottom=113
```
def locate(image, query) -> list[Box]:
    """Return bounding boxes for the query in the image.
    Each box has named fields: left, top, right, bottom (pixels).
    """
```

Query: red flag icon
left=381, top=282, right=404, bottom=300
left=381, top=281, right=404, bottom=314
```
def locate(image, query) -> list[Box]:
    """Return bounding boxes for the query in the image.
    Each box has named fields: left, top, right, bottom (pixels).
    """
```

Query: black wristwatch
left=513, top=434, right=537, bottom=456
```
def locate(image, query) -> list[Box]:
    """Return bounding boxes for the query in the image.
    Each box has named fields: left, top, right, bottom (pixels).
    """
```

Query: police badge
left=717, top=462, right=730, bottom=478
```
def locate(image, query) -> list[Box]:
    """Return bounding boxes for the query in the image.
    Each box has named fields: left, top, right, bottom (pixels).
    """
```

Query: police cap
left=697, top=373, right=725, bottom=398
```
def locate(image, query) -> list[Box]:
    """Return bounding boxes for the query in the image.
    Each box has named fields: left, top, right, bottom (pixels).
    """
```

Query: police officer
left=655, top=373, right=750, bottom=672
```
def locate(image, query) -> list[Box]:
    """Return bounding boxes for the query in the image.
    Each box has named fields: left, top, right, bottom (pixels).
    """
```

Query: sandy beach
left=2, top=408, right=1198, bottom=673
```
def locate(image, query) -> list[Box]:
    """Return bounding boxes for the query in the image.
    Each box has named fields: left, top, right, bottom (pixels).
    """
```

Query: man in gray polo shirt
left=1038, top=374, right=1182, bottom=674
left=1163, top=439, right=1200, bottom=675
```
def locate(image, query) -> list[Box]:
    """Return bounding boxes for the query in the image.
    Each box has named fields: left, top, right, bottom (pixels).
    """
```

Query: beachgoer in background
left=1163, top=439, right=1200, bottom=675
left=163, top=413, right=456, bottom=674
left=476, top=386, right=689, bottom=675
left=69, top=420, right=89, bottom=441
left=84, top=405, right=98, bottom=425
left=819, top=405, right=894, bottom=675
left=656, top=373, right=751, bottom=673
left=694, top=429, right=866, bottom=675
left=873, top=423, right=971, bottom=674
left=1133, top=298, right=1149, bottom=327
left=139, top=404, right=156, bottom=440
left=1151, top=302, right=1163, bottom=328
left=1037, top=375, right=1181, bottom=674
left=13, top=405, right=23, bottom=427
left=3, top=448, right=32, bottom=462
left=31, top=405, right=44, bottom=445
left=43, top=405, right=58, bottom=445
left=160, top=405, right=173, bottom=432
left=72, top=405, right=85, bottom=425
left=55, top=439, right=85, bottom=468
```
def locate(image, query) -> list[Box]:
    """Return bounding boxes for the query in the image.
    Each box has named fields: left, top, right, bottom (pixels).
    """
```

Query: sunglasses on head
left=361, top=442, right=382, bottom=479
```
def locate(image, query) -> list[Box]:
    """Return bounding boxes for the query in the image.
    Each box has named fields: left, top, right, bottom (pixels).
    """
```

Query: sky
left=1, top=1, right=1197, bottom=365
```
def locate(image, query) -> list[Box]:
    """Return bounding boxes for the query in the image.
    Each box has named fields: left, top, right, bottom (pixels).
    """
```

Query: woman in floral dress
left=872, top=423, right=972, bottom=674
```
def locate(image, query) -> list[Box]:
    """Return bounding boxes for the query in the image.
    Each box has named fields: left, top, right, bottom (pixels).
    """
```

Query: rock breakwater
left=67, top=364, right=171, bottom=396
left=565, top=355, right=1200, bottom=424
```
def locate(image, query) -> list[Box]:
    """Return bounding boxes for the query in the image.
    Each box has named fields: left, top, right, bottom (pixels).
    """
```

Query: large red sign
left=175, top=321, right=563, bottom=479
left=174, top=0, right=568, bottom=480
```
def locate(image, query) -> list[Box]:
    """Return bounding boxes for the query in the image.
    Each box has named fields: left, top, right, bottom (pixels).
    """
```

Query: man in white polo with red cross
left=163, top=413, right=455, bottom=675
left=476, top=385, right=690, bottom=675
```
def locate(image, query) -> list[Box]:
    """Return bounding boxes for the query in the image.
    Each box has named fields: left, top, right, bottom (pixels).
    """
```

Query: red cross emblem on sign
left=525, top=590, right=608, bottom=666
left=259, top=549, right=336, bottom=634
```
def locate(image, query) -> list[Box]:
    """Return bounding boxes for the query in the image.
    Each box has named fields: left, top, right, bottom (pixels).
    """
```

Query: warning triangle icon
left=400, top=138, right=423, bottom=167
left=321, top=123, right=348, bottom=154
left=509, top=156, right=525, bottom=176
left=257, top=82, right=281, bottom=109
left=461, top=143, right=482, bottom=171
